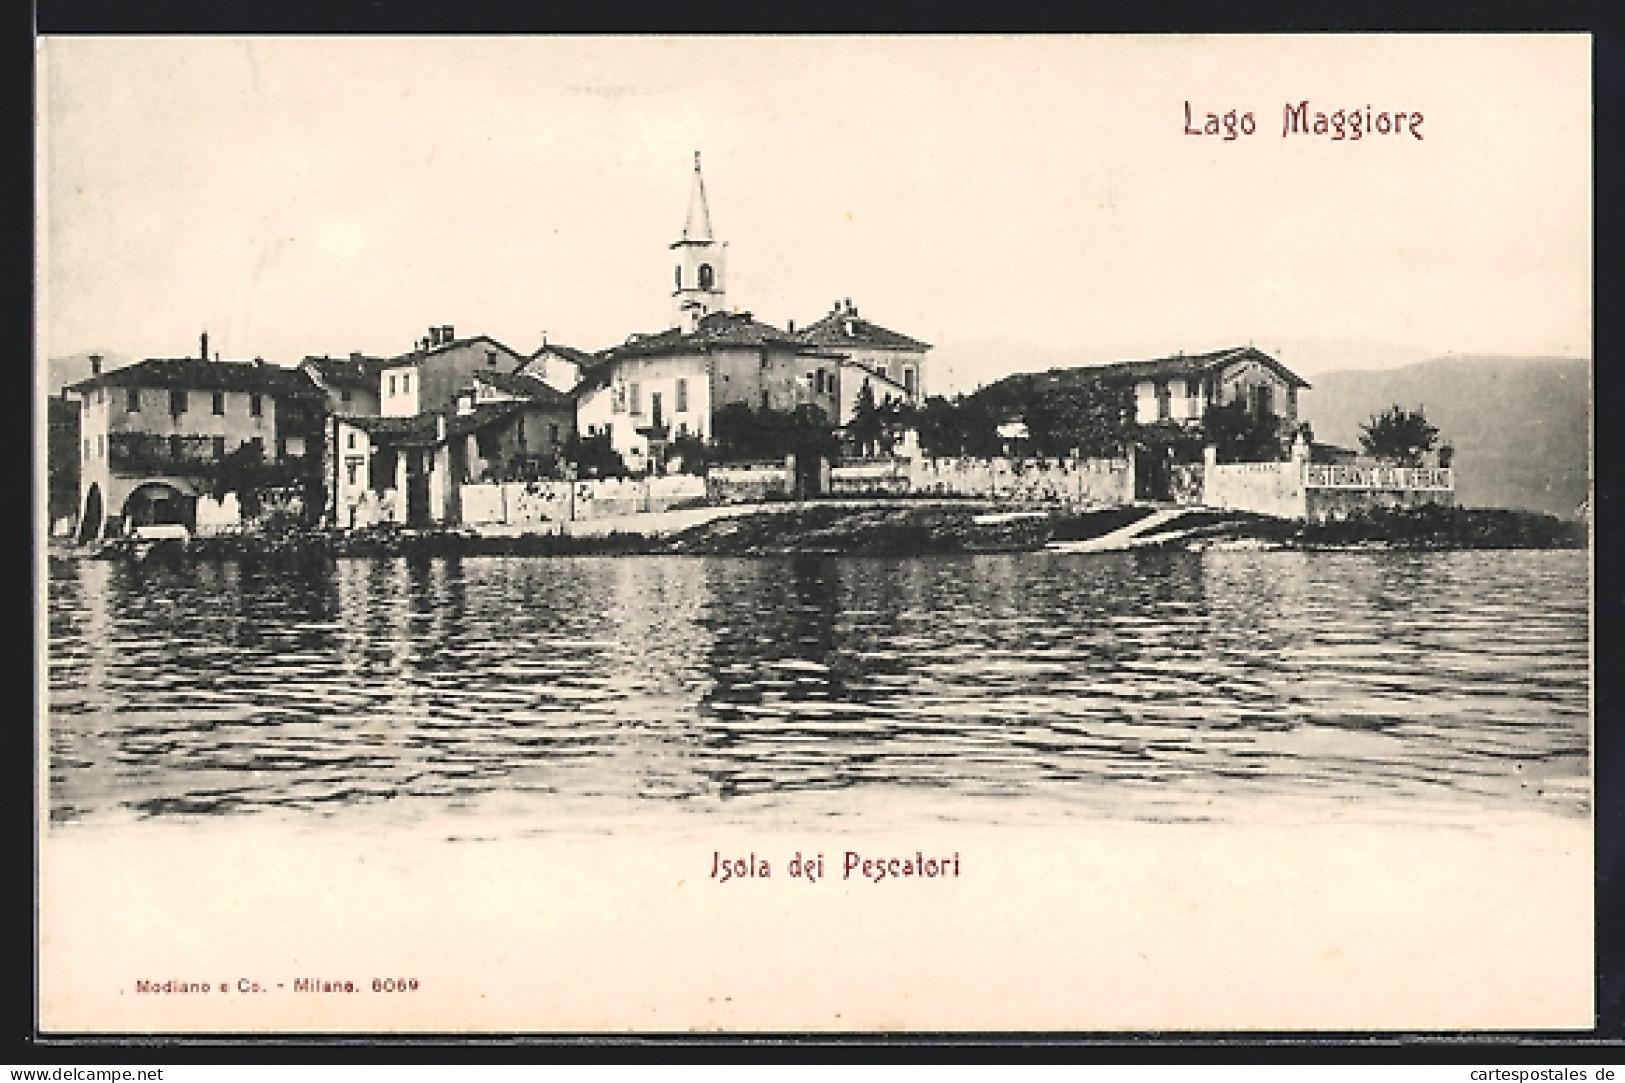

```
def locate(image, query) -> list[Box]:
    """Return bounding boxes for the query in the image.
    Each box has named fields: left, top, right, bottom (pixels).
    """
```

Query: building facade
left=1090, top=346, right=1310, bottom=429
left=70, top=350, right=324, bottom=540
left=793, top=299, right=932, bottom=413
left=378, top=327, right=527, bottom=417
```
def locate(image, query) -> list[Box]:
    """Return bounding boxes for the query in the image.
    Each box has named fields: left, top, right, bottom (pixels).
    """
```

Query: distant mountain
left=42, top=350, right=131, bottom=396
left=1300, top=356, right=1591, bottom=517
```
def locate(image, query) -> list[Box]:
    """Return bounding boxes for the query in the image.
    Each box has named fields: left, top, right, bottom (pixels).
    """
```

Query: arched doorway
left=77, top=483, right=103, bottom=544
left=122, top=482, right=196, bottom=533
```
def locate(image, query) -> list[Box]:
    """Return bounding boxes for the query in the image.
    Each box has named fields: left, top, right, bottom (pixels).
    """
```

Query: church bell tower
left=672, top=152, right=728, bottom=332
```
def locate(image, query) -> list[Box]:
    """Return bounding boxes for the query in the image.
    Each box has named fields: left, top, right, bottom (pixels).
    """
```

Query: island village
left=51, top=154, right=1460, bottom=558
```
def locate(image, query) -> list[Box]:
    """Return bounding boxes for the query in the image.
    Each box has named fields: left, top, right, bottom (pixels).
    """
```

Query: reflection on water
left=46, top=550, right=1590, bottom=828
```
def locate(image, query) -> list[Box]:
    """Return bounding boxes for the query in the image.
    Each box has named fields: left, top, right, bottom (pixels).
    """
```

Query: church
left=575, top=152, right=934, bottom=471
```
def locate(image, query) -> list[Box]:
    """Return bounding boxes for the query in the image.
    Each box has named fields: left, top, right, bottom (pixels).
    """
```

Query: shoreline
left=55, top=501, right=1589, bottom=563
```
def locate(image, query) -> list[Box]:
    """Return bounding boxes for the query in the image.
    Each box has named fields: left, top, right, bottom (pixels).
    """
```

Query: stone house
left=578, top=311, right=844, bottom=474
left=1089, top=346, right=1310, bottom=430
left=69, top=344, right=325, bottom=540
left=793, top=299, right=932, bottom=417
left=377, top=325, right=527, bottom=417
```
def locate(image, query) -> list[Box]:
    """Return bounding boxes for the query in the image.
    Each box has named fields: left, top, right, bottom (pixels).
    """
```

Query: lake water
left=44, top=549, right=1591, bottom=831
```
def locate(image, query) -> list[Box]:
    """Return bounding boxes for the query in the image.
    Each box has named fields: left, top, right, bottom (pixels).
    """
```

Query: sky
left=38, top=35, right=1591, bottom=383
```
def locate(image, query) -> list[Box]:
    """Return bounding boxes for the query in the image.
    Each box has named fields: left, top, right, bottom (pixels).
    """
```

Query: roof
left=841, top=359, right=910, bottom=396
left=338, top=414, right=441, bottom=440
left=69, top=357, right=324, bottom=398
left=472, top=369, right=575, bottom=407
left=601, top=311, right=815, bottom=361
left=383, top=334, right=527, bottom=369
left=677, top=151, right=714, bottom=244
left=529, top=342, right=599, bottom=368
left=1081, top=347, right=1310, bottom=389
left=795, top=310, right=932, bottom=352
left=300, top=354, right=392, bottom=391
left=444, top=402, right=530, bottom=440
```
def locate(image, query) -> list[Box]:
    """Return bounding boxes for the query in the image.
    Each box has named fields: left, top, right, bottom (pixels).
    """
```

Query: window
left=486, top=351, right=498, bottom=368
left=340, top=388, right=353, bottom=404
left=249, top=392, right=263, bottom=417
left=169, top=435, right=183, bottom=460
left=904, top=368, right=916, bottom=396
left=630, top=383, right=642, bottom=415
left=82, top=439, right=89, bottom=461
left=169, top=390, right=187, bottom=415
left=96, top=434, right=104, bottom=458
left=126, top=388, right=140, bottom=413
left=212, top=391, right=226, bottom=415
left=698, top=264, right=714, bottom=290
left=95, top=389, right=104, bottom=406
left=402, top=374, right=411, bottom=395
left=389, top=375, right=398, bottom=395
left=346, top=460, right=360, bottom=486
left=346, top=432, right=357, bottom=451
left=548, top=423, right=560, bottom=446
left=676, top=377, right=688, bottom=413
left=814, top=370, right=825, bottom=394
left=212, top=436, right=226, bottom=460
left=761, top=390, right=770, bottom=410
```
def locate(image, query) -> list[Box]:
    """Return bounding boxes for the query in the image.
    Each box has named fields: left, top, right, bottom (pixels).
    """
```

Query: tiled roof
left=841, top=359, right=910, bottom=396
left=385, top=335, right=527, bottom=369
left=602, top=311, right=808, bottom=361
left=70, top=357, right=324, bottom=398
left=794, top=310, right=931, bottom=351
left=340, top=414, right=440, bottom=440
left=301, top=354, right=391, bottom=391
left=445, top=402, right=528, bottom=440
left=473, top=370, right=574, bottom=407
left=1081, top=347, right=1310, bottom=389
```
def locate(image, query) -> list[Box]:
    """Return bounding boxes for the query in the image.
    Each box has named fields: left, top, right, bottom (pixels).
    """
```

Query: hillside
left=1300, top=356, right=1590, bottom=517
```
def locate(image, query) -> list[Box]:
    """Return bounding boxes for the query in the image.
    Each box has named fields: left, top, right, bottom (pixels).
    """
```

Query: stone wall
left=706, top=462, right=791, bottom=504
left=456, top=474, right=708, bottom=527
left=829, top=459, right=911, bottom=496
left=907, top=455, right=1133, bottom=506
left=1202, top=459, right=1307, bottom=518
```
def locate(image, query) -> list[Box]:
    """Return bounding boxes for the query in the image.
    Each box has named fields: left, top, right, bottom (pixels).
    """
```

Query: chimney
left=350, top=352, right=363, bottom=363
left=200, top=331, right=209, bottom=361
left=832, top=300, right=840, bottom=314
left=428, top=327, right=441, bottom=347
left=787, top=319, right=795, bottom=334
left=540, top=331, right=548, bottom=348
left=844, top=298, right=853, bottom=314
left=442, top=324, right=454, bottom=343
left=89, top=353, right=102, bottom=376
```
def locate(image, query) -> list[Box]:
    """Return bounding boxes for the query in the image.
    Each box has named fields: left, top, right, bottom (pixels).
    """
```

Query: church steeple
left=681, top=151, right=714, bottom=243
left=671, top=151, right=727, bottom=332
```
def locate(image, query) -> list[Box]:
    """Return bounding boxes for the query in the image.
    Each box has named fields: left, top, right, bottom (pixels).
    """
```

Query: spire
left=681, top=151, right=713, bottom=243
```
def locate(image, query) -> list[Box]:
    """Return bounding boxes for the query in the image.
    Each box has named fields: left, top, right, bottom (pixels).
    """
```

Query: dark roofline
left=68, top=357, right=323, bottom=397
left=1086, top=347, right=1310, bottom=389
left=384, top=334, right=528, bottom=368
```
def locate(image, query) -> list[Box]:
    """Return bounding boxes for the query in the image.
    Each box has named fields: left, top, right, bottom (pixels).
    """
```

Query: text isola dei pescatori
left=1184, top=100, right=1425, bottom=141
left=711, top=850, right=960, bottom=884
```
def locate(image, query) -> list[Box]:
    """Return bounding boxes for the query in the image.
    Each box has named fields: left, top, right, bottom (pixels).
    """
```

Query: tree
left=846, top=380, right=884, bottom=457
left=1202, top=400, right=1285, bottom=463
left=1358, top=404, right=1440, bottom=466
left=564, top=432, right=630, bottom=478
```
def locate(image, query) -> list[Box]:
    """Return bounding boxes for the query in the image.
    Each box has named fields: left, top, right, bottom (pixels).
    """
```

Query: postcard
left=37, top=34, right=1593, bottom=1033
